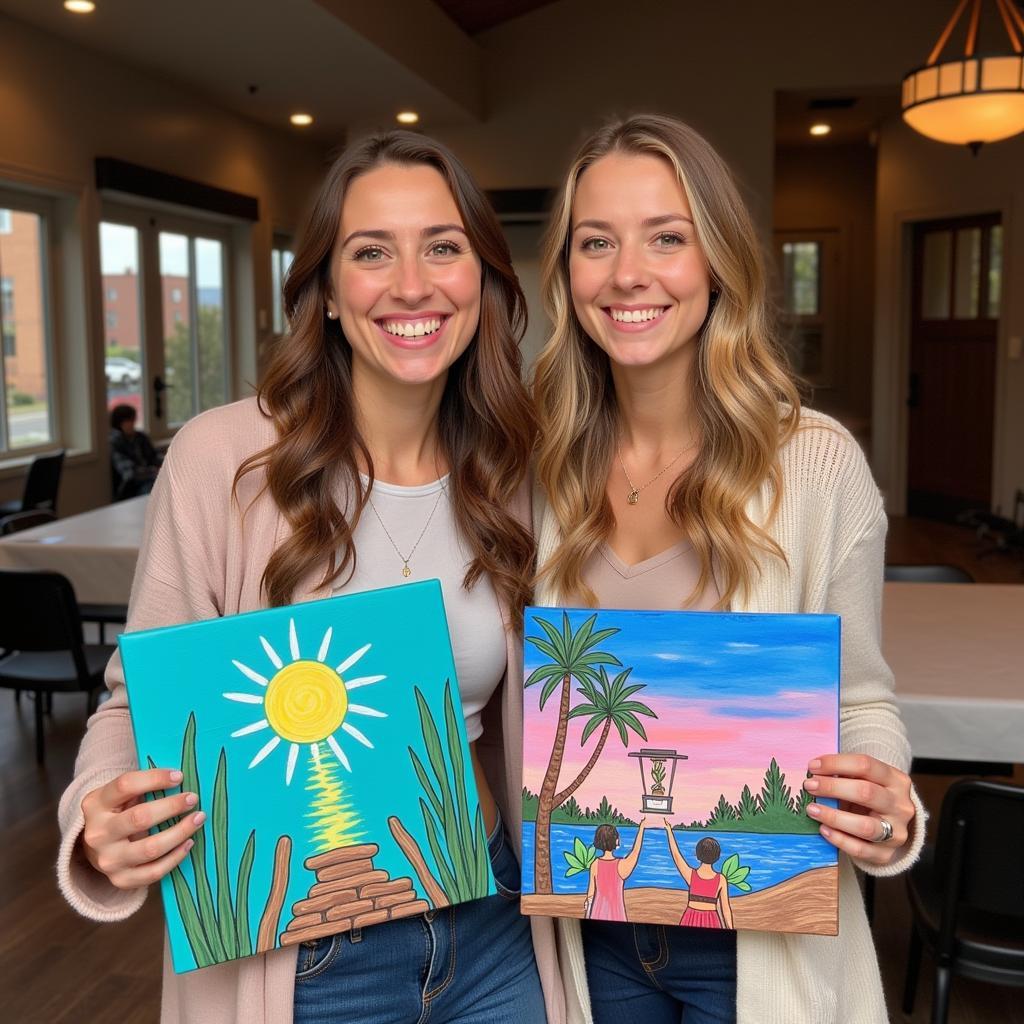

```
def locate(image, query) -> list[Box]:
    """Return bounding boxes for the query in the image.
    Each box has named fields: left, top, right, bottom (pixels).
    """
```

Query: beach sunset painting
left=520, top=608, right=840, bottom=936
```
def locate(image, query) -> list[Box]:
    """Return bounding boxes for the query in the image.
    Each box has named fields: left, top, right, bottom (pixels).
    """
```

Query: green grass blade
left=420, top=799, right=458, bottom=901
left=234, top=830, right=256, bottom=957
left=179, top=715, right=224, bottom=961
left=168, top=864, right=215, bottom=967
left=473, top=807, right=489, bottom=898
left=415, top=688, right=468, bottom=888
left=409, top=749, right=444, bottom=822
left=211, top=748, right=237, bottom=960
left=443, top=682, right=475, bottom=885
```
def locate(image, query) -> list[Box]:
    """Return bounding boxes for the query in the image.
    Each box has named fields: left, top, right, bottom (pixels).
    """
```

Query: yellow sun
left=264, top=660, right=348, bottom=743
left=222, top=618, right=387, bottom=784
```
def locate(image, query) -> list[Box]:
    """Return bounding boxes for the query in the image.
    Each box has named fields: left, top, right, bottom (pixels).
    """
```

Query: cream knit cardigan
left=535, top=410, right=926, bottom=1024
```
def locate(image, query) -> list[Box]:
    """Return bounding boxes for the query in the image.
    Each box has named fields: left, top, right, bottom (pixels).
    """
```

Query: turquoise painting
left=120, top=580, right=494, bottom=973
left=520, top=609, right=840, bottom=936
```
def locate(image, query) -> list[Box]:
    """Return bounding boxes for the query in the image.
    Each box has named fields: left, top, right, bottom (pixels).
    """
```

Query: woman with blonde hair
left=57, top=131, right=559, bottom=1024
left=532, top=114, right=924, bottom=1023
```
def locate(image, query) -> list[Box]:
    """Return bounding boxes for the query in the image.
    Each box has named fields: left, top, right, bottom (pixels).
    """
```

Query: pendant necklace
left=616, top=441, right=695, bottom=506
left=366, top=480, right=446, bottom=578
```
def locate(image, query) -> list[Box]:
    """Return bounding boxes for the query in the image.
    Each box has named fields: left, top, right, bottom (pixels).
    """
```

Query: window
left=100, top=221, right=145, bottom=424
left=774, top=231, right=837, bottom=384
left=160, top=231, right=228, bottom=425
left=271, top=241, right=294, bottom=334
left=918, top=219, right=1001, bottom=322
left=0, top=198, right=54, bottom=452
left=1, top=277, right=14, bottom=356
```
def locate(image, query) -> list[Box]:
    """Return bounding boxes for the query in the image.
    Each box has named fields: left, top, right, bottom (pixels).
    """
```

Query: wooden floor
left=0, top=516, right=1020, bottom=1023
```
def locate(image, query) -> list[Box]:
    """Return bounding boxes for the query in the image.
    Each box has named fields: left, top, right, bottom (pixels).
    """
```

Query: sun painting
left=223, top=619, right=387, bottom=785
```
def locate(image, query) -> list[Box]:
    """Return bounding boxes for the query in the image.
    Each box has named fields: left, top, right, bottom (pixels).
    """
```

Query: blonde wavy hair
left=534, top=114, right=801, bottom=608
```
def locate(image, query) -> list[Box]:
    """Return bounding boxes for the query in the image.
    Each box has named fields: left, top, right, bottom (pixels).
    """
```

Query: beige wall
left=0, top=13, right=328, bottom=514
left=874, top=119, right=1024, bottom=516
left=774, top=143, right=877, bottom=437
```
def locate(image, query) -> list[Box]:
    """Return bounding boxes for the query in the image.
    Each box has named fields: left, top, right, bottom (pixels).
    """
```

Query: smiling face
left=568, top=152, right=712, bottom=374
left=329, top=162, right=482, bottom=386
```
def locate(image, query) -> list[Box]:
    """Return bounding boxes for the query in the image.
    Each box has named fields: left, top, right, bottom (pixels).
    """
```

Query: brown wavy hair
left=235, top=131, right=536, bottom=624
left=534, top=114, right=801, bottom=608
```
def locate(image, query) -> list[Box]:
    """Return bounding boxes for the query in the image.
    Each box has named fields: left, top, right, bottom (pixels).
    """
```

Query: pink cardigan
left=56, top=397, right=566, bottom=1024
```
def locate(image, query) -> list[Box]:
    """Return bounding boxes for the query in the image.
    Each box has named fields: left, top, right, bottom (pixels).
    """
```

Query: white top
left=331, top=475, right=506, bottom=743
left=536, top=409, right=927, bottom=1024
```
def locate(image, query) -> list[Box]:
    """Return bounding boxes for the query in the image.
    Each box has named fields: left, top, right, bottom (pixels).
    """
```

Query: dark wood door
left=907, top=214, right=1002, bottom=520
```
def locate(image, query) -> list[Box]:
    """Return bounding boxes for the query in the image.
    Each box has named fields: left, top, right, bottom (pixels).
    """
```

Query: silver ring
left=872, top=818, right=894, bottom=843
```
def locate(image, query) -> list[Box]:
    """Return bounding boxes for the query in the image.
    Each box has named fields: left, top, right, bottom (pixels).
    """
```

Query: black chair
left=884, top=563, right=974, bottom=583
left=0, top=509, right=57, bottom=535
left=0, top=569, right=115, bottom=764
left=0, top=449, right=65, bottom=517
left=903, top=779, right=1024, bottom=1024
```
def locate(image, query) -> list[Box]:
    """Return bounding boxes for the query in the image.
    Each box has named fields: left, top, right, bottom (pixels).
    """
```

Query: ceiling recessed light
left=290, top=113, right=314, bottom=127
left=64, top=1, right=96, bottom=12
left=809, top=123, right=832, bottom=137
left=396, top=111, right=420, bottom=125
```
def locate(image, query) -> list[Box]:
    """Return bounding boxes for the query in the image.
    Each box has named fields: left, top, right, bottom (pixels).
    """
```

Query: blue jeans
left=293, top=817, right=545, bottom=1024
left=583, top=920, right=737, bottom=1024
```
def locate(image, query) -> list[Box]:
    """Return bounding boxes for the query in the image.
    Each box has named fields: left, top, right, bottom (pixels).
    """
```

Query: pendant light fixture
left=901, top=0, right=1024, bottom=151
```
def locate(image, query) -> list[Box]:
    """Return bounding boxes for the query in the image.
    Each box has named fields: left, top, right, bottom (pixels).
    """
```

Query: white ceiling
left=0, top=0, right=475, bottom=142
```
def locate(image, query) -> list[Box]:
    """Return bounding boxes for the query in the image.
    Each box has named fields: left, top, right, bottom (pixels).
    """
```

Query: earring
left=326, top=310, right=336, bottom=319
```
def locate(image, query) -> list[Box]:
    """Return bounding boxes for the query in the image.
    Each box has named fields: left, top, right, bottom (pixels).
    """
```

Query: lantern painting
left=628, top=748, right=687, bottom=814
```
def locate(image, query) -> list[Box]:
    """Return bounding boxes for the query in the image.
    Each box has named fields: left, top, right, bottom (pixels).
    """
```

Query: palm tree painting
left=525, top=613, right=656, bottom=893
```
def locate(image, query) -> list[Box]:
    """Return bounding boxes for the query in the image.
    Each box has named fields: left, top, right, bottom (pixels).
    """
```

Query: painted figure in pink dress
left=664, top=826, right=735, bottom=929
left=584, top=819, right=648, bottom=922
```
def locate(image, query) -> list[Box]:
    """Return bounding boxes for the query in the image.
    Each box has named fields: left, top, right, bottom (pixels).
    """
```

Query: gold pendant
left=627, top=490, right=639, bottom=505
left=402, top=564, right=412, bottom=578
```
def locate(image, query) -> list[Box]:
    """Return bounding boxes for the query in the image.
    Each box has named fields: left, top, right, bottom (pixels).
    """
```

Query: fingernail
left=808, top=759, right=822, bottom=771
left=806, top=804, right=821, bottom=818
left=169, top=770, right=183, bottom=783
left=184, top=839, right=194, bottom=852
left=193, top=812, right=206, bottom=826
left=820, top=825, right=832, bottom=838
left=804, top=778, right=819, bottom=792
left=184, top=793, right=198, bottom=808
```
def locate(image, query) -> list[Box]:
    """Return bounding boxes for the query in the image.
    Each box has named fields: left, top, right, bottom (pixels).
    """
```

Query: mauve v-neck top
left=581, top=539, right=720, bottom=610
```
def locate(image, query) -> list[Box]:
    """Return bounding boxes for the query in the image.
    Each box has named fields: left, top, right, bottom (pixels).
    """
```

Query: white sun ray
left=249, top=735, right=281, bottom=768
left=327, top=734, right=352, bottom=771
left=223, top=692, right=265, bottom=705
left=349, top=704, right=387, bottom=718
left=335, top=643, right=371, bottom=676
left=231, top=660, right=269, bottom=687
left=341, top=722, right=374, bottom=748
left=259, top=635, right=283, bottom=671
left=289, top=618, right=300, bottom=661
left=345, top=674, right=386, bottom=691
left=317, top=627, right=333, bottom=663
left=231, top=718, right=269, bottom=738
left=285, top=743, right=300, bottom=785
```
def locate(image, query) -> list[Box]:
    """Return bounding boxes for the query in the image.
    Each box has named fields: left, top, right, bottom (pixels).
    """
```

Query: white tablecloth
left=0, top=495, right=148, bottom=605
left=883, top=581, right=1024, bottom=764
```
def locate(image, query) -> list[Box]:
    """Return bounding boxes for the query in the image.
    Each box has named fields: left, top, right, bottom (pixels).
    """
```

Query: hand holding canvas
left=802, top=754, right=915, bottom=865
left=80, top=767, right=207, bottom=890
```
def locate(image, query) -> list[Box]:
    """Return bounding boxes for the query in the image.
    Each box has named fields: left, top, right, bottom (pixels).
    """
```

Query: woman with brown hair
left=57, top=132, right=556, bottom=1024
left=532, top=114, right=924, bottom=1023
left=583, top=819, right=648, bottom=922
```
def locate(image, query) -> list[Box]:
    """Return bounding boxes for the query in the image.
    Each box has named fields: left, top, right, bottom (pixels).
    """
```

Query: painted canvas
left=120, top=580, right=494, bottom=973
left=520, top=608, right=840, bottom=936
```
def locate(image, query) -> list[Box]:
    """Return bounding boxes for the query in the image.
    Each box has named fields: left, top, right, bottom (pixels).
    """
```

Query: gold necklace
left=366, top=481, right=446, bottom=578
left=616, top=442, right=694, bottom=506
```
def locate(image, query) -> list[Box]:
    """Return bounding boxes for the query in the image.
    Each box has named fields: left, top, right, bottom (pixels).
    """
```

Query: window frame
left=0, top=187, right=59, bottom=457
left=774, top=229, right=839, bottom=388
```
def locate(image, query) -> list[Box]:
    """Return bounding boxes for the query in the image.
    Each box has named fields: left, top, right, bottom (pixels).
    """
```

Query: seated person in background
left=109, top=404, right=162, bottom=500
